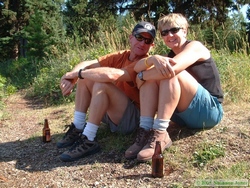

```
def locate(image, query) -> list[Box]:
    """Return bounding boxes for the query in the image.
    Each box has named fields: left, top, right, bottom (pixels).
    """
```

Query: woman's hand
left=151, top=55, right=175, bottom=78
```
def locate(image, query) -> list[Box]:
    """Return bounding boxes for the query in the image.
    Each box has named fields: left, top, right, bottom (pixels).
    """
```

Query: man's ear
left=149, top=43, right=155, bottom=51
left=129, top=34, right=133, bottom=44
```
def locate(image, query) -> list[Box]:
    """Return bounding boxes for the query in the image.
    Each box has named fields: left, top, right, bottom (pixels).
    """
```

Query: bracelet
left=144, top=57, right=150, bottom=68
left=78, top=69, right=84, bottom=79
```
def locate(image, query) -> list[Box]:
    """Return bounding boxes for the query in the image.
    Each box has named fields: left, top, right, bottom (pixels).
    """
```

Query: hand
left=151, top=55, right=175, bottom=78
left=60, top=72, right=77, bottom=96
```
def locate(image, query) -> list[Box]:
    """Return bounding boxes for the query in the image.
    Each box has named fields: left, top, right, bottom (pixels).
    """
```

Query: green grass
left=192, top=142, right=225, bottom=167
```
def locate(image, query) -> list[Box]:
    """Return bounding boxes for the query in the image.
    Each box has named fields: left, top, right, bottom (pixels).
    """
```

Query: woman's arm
left=134, top=41, right=210, bottom=81
left=171, top=41, right=210, bottom=74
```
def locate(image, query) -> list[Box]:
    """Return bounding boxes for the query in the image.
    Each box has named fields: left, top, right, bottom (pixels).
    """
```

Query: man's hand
left=60, top=72, right=78, bottom=96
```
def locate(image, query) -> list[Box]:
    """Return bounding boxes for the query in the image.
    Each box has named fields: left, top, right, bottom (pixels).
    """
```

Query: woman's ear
left=183, top=28, right=187, bottom=37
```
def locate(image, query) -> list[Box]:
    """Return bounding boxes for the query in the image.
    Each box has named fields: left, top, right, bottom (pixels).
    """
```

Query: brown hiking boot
left=125, top=127, right=150, bottom=159
left=137, top=129, right=172, bottom=162
left=56, top=123, right=83, bottom=148
left=59, top=135, right=100, bottom=162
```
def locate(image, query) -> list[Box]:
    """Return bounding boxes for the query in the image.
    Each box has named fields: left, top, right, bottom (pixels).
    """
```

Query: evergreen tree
left=63, top=0, right=117, bottom=47
left=246, top=5, right=250, bottom=43
left=0, top=0, right=29, bottom=60
left=0, top=0, right=65, bottom=60
left=23, top=0, right=66, bottom=59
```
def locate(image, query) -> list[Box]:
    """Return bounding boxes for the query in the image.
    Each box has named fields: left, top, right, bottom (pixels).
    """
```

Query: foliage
left=246, top=5, right=250, bottom=43
left=0, top=74, right=7, bottom=108
left=0, top=58, right=38, bottom=89
left=1, top=0, right=248, bottom=62
left=212, top=50, right=250, bottom=103
left=192, top=142, right=225, bottom=167
left=22, top=0, right=66, bottom=59
left=0, top=74, right=17, bottom=109
left=119, top=0, right=248, bottom=27
left=0, top=0, right=65, bottom=60
left=25, top=56, right=78, bottom=105
left=62, top=0, right=117, bottom=47
left=0, top=0, right=29, bottom=60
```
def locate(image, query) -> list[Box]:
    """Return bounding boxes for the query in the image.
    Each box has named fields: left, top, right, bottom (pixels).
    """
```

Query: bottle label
left=43, top=130, right=51, bottom=142
left=152, top=158, right=164, bottom=178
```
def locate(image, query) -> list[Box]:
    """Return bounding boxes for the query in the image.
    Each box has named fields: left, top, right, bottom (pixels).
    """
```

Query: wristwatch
left=78, top=68, right=84, bottom=79
left=138, top=71, right=145, bottom=81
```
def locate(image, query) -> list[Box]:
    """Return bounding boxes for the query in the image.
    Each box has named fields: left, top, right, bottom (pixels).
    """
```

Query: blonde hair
left=158, top=13, right=189, bottom=31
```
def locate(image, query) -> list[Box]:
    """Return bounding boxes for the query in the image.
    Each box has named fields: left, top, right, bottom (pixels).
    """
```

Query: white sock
left=73, top=111, right=86, bottom=130
left=82, top=122, right=99, bottom=141
left=153, top=118, right=170, bottom=131
left=140, top=116, right=154, bottom=131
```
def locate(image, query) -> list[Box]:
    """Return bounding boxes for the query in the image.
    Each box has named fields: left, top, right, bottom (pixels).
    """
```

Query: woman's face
left=160, top=24, right=187, bottom=49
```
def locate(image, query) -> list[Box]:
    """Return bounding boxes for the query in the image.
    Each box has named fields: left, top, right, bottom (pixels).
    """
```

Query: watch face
left=138, top=71, right=144, bottom=81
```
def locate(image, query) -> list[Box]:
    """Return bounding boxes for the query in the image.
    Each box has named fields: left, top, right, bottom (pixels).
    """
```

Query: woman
left=125, top=13, right=224, bottom=162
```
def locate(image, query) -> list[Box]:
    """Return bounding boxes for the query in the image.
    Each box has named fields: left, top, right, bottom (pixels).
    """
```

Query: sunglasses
left=160, top=27, right=182, bottom=36
left=134, top=34, right=154, bottom=44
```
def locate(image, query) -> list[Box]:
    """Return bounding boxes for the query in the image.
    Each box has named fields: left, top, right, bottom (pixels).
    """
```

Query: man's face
left=130, top=32, right=154, bottom=56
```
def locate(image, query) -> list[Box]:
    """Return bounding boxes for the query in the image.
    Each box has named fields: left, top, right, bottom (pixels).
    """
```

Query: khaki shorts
left=102, top=99, right=140, bottom=134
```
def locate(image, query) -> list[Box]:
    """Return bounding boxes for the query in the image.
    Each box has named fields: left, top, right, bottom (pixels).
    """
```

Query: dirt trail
left=0, top=92, right=249, bottom=187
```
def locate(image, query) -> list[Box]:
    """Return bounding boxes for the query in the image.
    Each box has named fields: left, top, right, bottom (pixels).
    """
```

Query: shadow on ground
left=0, top=123, right=200, bottom=173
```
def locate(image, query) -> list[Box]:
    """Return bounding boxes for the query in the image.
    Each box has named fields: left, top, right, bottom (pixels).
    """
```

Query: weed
left=192, top=142, right=225, bottom=167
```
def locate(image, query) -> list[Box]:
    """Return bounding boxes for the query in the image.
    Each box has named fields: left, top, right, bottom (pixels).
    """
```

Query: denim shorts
left=171, top=84, right=223, bottom=129
left=102, top=99, right=140, bottom=134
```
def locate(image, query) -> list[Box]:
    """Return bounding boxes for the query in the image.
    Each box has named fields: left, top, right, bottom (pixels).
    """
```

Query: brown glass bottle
left=152, top=141, right=164, bottom=178
left=42, top=119, right=51, bottom=142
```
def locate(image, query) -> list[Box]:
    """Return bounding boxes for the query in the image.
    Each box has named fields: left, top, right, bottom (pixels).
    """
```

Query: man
left=57, top=21, right=156, bottom=162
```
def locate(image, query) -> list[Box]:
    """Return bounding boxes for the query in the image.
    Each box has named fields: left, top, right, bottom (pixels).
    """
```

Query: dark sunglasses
left=134, top=34, right=154, bottom=44
left=161, top=27, right=182, bottom=36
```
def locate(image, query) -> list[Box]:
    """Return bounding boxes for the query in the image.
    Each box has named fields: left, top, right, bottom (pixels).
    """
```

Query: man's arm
left=60, top=59, right=100, bottom=96
left=71, top=60, right=100, bottom=72
left=75, top=67, right=131, bottom=82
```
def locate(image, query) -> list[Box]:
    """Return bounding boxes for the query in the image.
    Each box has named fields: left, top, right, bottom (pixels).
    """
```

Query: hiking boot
left=59, top=134, right=101, bottom=162
left=137, top=129, right=172, bottom=162
left=125, top=127, right=150, bottom=159
left=56, top=123, right=82, bottom=148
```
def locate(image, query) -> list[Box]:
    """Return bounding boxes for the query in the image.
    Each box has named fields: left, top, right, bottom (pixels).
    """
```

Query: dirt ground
left=0, top=92, right=249, bottom=188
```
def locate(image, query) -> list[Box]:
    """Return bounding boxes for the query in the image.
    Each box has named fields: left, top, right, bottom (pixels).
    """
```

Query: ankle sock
left=153, top=118, right=170, bottom=131
left=140, top=116, right=154, bottom=131
left=82, top=122, right=99, bottom=141
left=73, top=111, right=86, bottom=130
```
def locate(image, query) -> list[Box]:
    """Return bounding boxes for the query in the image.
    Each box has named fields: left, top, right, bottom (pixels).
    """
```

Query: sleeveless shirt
left=168, top=43, right=224, bottom=103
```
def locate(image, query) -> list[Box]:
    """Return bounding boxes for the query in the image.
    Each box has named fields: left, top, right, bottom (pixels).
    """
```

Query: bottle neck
left=44, top=119, right=49, bottom=128
left=154, top=141, right=162, bottom=154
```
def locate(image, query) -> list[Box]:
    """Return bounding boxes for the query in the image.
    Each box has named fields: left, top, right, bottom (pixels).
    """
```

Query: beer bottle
left=152, top=141, right=164, bottom=178
left=42, top=119, right=51, bottom=142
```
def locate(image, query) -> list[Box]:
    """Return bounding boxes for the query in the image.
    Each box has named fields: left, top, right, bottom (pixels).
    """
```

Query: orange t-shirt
left=98, top=50, right=146, bottom=108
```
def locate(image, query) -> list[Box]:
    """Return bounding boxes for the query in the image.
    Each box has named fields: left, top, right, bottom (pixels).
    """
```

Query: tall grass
left=212, top=50, right=250, bottom=103
left=0, top=19, right=249, bottom=105
left=188, top=24, right=250, bottom=103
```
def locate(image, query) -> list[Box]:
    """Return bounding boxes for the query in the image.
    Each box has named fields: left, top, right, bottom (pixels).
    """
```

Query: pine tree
left=0, top=0, right=29, bottom=60
left=23, top=0, right=66, bottom=59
